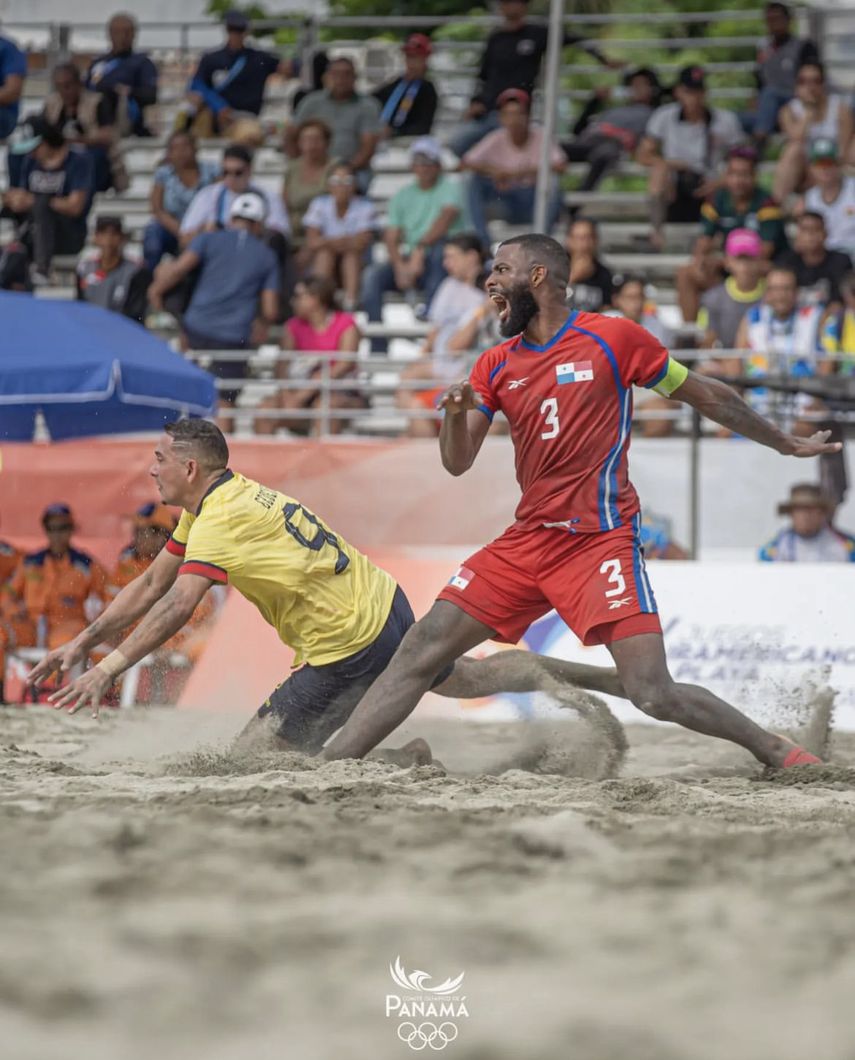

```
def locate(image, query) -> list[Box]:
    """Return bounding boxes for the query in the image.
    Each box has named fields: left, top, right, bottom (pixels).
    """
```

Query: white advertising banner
left=436, top=563, right=855, bottom=732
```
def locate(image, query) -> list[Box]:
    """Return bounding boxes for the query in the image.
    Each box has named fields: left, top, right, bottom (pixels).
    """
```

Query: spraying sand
left=1, top=693, right=854, bottom=1060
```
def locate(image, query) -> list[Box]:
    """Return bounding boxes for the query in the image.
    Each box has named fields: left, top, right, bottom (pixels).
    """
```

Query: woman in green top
left=282, top=118, right=337, bottom=262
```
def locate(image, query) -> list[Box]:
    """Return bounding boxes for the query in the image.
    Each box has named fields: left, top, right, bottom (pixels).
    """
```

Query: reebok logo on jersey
left=556, top=361, right=593, bottom=385
left=448, top=565, right=475, bottom=591
left=507, top=378, right=529, bottom=390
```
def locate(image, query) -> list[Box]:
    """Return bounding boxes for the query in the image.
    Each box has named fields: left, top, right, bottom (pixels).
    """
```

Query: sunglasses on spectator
left=329, top=175, right=355, bottom=186
left=223, top=166, right=248, bottom=177
left=46, top=523, right=73, bottom=532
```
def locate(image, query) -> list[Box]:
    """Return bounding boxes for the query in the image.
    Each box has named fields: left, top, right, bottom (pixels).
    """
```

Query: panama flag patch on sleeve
left=556, top=360, right=594, bottom=384
left=449, top=565, right=475, bottom=591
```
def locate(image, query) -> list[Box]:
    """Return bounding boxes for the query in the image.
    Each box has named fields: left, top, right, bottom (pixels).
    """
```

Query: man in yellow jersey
left=32, top=419, right=626, bottom=753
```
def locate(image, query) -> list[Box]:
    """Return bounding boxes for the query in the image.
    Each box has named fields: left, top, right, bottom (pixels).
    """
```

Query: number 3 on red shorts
left=600, top=558, right=626, bottom=598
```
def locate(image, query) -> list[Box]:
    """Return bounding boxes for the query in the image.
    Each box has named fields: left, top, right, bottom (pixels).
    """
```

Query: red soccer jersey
left=469, top=310, right=669, bottom=534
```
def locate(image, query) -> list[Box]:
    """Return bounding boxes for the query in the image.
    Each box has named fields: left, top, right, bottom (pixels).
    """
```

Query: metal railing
left=182, top=347, right=855, bottom=438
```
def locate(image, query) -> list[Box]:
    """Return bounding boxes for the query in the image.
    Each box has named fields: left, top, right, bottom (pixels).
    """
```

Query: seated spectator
left=801, top=140, right=855, bottom=260
left=0, top=29, right=26, bottom=141
left=733, top=266, right=825, bottom=429
left=3, top=117, right=95, bottom=282
left=698, top=229, right=766, bottom=350
left=148, top=192, right=280, bottom=413
left=396, top=234, right=492, bottom=437
left=562, top=67, right=661, bottom=191
left=607, top=274, right=674, bottom=436
left=742, top=2, right=820, bottom=145
left=179, top=143, right=290, bottom=245
left=775, top=211, right=852, bottom=308
left=77, top=216, right=151, bottom=322
left=42, top=62, right=128, bottom=194
left=111, top=503, right=218, bottom=666
left=462, top=88, right=565, bottom=246
left=773, top=62, right=853, bottom=203
left=821, top=270, right=855, bottom=373
left=450, top=0, right=617, bottom=158
left=285, top=56, right=381, bottom=194
left=283, top=119, right=337, bottom=258
left=637, top=66, right=745, bottom=250
left=361, top=136, right=466, bottom=352
left=639, top=513, right=689, bottom=559
left=608, top=274, right=673, bottom=345
left=677, top=146, right=785, bottom=323
left=374, top=34, right=438, bottom=140
left=143, top=131, right=219, bottom=271
left=0, top=504, right=109, bottom=692
left=759, top=483, right=855, bottom=562
left=255, top=277, right=362, bottom=436
left=292, top=50, right=329, bottom=113
left=86, top=12, right=158, bottom=137
left=177, top=10, right=289, bottom=138
left=302, top=163, right=377, bottom=310
left=564, top=218, right=613, bottom=313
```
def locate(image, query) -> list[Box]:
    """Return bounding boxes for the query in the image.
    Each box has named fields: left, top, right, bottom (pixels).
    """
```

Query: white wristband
left=97, top=650, right=129, bottom=679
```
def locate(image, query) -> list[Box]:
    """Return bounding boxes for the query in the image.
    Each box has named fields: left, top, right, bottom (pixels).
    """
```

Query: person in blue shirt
left=86, top=12, right=158, bottom=137
left=0, top=31, right=26, bottom=140
left=177, top=10, right=289, bottom=138
left=147, top=192, right=280, bottom=410
left=2, top=116, right=95, bottom=279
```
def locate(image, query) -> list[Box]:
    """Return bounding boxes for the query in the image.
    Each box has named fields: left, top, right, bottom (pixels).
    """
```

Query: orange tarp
left=0, top=437, right=519, bottom=566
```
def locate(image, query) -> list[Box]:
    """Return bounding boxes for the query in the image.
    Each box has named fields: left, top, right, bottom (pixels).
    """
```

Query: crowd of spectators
left=4, top=1, right=855, bottom=698
left=1, top=1, right=854, bottom=440
left=0, top=502, right=218, bottom=705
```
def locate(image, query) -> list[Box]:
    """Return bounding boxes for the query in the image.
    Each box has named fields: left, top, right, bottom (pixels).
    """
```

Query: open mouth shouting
left=489, top=292, right=510, bottom=325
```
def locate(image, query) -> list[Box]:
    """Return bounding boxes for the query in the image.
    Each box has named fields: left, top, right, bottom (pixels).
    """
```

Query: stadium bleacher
left=1, top=6, right=851, bottom=435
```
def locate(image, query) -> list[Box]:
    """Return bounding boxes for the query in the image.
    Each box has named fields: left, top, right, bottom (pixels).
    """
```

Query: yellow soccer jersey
left=166, top=471, right=396, bottom=667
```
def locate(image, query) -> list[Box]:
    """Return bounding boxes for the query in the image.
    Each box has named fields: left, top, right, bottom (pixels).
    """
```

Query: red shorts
left=437, top=521, right=662, bottom=647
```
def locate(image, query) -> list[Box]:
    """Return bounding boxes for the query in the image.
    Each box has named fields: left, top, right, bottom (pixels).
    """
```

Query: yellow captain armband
left=649, top=357, right=689, bottom=398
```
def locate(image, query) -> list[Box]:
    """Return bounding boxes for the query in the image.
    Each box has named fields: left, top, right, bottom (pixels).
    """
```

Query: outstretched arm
left=671, top=370, right=843, bottom=458
left=29, top=548, right=183, bottom=686
left=50, top=574, right=212, bottom=716
left=438, top=381, right=492, bottom=475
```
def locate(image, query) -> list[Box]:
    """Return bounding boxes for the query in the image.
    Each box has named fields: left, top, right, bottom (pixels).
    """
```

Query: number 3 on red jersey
left=540, top=398, right=560, bottom=439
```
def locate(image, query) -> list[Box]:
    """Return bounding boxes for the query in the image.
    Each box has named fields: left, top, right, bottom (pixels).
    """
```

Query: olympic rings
left=396, top=1021, right=460, bottom=1051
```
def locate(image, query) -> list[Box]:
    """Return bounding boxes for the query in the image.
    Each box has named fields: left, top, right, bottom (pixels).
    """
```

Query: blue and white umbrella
left=0, top=291, right=217, bottom=440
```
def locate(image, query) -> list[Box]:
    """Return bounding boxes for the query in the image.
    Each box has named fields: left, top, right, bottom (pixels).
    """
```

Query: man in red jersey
left=323, top=233, right=837, bottom=768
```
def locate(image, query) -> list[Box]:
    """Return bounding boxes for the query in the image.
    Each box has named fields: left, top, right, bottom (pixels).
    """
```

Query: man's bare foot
left=369, top=737, right=433, bottom=767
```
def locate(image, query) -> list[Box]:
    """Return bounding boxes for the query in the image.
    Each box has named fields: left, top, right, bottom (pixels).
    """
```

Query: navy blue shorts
left=256, top=585, right=451, bottom=752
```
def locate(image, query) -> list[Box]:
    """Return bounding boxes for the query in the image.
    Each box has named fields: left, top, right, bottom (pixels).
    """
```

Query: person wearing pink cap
left=698, top=228, right=767, bottom=350
left=374, top=34, right=437, bottom=140
left=676, top=146, right=785, bottom=323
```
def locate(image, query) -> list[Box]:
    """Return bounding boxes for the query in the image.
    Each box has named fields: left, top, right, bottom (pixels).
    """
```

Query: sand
left=2, top=699, right=855, bottom=1060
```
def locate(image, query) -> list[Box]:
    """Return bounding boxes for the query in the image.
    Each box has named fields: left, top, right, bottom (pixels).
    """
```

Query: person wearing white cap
left=360, top=135, right=467, bottom=351
left=148, top=191, right=280, bottom=419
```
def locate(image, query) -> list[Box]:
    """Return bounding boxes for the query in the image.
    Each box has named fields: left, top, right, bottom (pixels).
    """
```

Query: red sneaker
left=782, top=747, right=822, bottom=768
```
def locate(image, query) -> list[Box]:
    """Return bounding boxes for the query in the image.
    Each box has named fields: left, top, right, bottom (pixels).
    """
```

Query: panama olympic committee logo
left=386, top=956, right=469, bottom=1051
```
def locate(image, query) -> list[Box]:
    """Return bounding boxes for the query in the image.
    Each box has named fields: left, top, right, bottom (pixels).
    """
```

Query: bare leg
left=311, top=247, right=337, bottom=282
left=339, top=249, right=364, bottom=308
left=437, top=650, right=626, bottom=699
left=772, top=142, right=805, bottom=203
left=647, top=160, right=672, bottom=251
left=609, top=633, right=794, bottom=767
left=676, top=256, right=719, bottom=324
left=322, top=601, right=495, bottom=759
left=397, top=361, right=437, bottom=438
